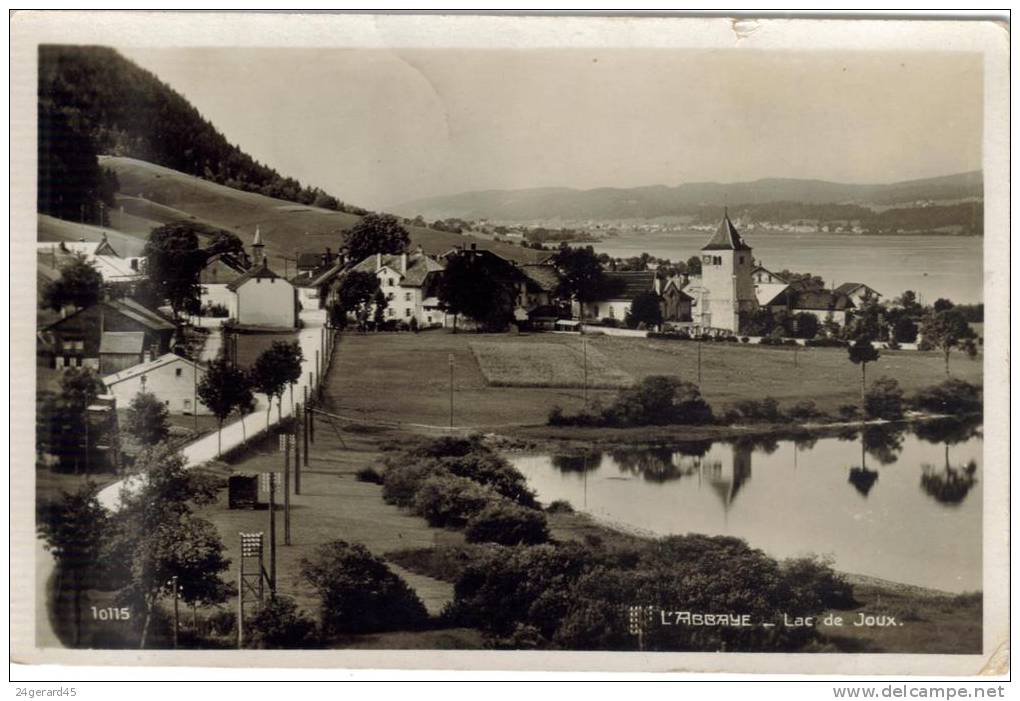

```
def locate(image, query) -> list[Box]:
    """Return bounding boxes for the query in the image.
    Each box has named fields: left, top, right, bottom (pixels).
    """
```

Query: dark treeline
left=38, top=46, right=365, bottom=222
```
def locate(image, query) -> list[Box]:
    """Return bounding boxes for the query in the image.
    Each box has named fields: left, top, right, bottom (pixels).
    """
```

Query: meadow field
left=470, top=341, right=633, bottom=389
left=326, top=329, right=983, bottom=431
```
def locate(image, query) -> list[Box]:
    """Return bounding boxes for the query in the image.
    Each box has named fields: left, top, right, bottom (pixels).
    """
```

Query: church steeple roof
left=701, top=210, right=752, bottom=251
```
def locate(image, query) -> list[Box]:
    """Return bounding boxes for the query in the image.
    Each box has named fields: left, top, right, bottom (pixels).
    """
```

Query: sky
left=119, top=47, right=983, bottom=210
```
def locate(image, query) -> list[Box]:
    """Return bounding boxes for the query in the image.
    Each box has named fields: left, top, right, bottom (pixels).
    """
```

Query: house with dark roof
left=576, top=270, right=659, bottom=323
left=660, top=277, right=695, bottom=323
left=789, top=288, right=856, bottom=325
left=833, top=282, right=882, bottom=307
left=751, top=265, right=788, bottom=285
left=199, top=251, right=249, bottom=317
left=98, top=331, right=147, bottom=374
left=41, top=297, right=174, bottom=370
left=345, top=249, right=447, bottom=327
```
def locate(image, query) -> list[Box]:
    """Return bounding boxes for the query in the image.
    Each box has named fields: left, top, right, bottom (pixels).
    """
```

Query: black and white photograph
left=9, top=12, right=1010, bottom=678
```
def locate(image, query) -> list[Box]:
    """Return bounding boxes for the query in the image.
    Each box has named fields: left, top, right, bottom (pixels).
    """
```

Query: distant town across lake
left=580, top=230, right=983, bottom=305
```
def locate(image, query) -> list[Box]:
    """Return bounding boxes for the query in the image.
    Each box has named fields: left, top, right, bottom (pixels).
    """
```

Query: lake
left=511, top=421, right=983, bottom=593
left=587, top=230, right=983, bottom=304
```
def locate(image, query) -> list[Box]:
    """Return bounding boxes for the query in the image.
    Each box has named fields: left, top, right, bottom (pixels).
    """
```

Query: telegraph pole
left=582, top=337, right=589, bottom=408
left=268, top=473, right=277, bottom=591
left=283, top=434, right=291, bottom=546
left=448, top=353, right=454, bottom=429
left=294, top=404, right=302, bottom=494
left=697, top=335, right=703, bottom=386
left=171, top=575, right=179, bottom=650
left=302, top=385, right=310, bottom=466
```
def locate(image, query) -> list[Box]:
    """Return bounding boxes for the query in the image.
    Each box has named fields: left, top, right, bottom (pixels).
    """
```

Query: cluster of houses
left=39, top=212, right=881, bottom=425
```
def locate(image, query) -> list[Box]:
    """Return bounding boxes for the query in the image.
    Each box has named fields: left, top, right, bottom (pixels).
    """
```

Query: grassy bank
left=326, top=329, right=982, bottom=431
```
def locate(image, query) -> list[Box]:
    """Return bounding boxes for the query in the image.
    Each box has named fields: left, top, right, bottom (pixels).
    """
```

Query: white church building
left=691, top=212, right=758, bottom=334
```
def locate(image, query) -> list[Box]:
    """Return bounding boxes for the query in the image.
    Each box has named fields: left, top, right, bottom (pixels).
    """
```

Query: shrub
left=838, top=404, right=862, bottom=421
left=548, top=405, right=566, bottom=426
left=466, top=501, right=550, bottom=545
left=740, top=336, right=750, bottom=343
left=355, top=466, right=384, bottom=484
left=864, top=376, right=905, bottom=420
left=911, top=379, right=983, bottom=415
left=381, top=460, right=448, bottom=507
left=300, top=540, right=428, bottom=635
left=784, top=400, right=824, bottom=422
left=206, top=608, right=237, bottom=637
left=439, top=451, right=538, bottom=507
left=731, top=397, right=782, bottom=423
left=202, top=302, right=230, bottom=318
left=413, top=474, right=500, bottom=527
left=779, top=556, right=856, bottom=610
left=246, top=594, right=319, bottom=649
left=604, top=376, right=714, bottom=426
left=600, top=317, right=620, bottom=328
left=546, top=499, right=574, bottom=514
left=805, top=338, right=847, bottom=348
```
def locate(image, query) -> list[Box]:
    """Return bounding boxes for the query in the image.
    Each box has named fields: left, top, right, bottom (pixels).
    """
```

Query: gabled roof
left=791, top=289, right=855, bottom=312
left=350, top=253, right=445, bottom=288
left=752, top=265, right=787, bottom=283
left=755, top=282, right=791, bottom=307
left=599, top=271, right=657, bottom=301
left=701, top=213, right=752, bottom=251
left=201, top=252, right=249, bottom=284
left=99, top=331, right=145, bottom=355
left=661, top=279, right=694, bottom=301
left=834, top=282, right=881, bottom=298
left=107, top=298, right=175, bottom=331
left=520, top=264, right=560, bottom=293
left=226, top=261, right=286, bottom=291
left=102, top=352, right=202, bottom=387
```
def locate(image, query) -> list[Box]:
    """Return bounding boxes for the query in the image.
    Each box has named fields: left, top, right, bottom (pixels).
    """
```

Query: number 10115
left=91, top=606, right=130, bottom=621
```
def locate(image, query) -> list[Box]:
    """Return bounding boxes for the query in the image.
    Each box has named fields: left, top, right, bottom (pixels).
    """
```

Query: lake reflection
left=512, top=420, right=982, bottom=592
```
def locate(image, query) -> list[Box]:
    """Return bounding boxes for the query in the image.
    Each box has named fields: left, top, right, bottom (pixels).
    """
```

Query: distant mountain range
left=392, top=171, right=983, bottom=222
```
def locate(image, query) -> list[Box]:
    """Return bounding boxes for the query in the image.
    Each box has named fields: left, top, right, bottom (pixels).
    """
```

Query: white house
left=575, top=270, right=659, bottom=322
left=348, top=250, right=446, bottom=327
left=697, top=212, right=758, bottom=333
left=226, top=228, right=297, bottom=328
left=37, top=234, right=145, bottom=285
left=102, top=353, right=210, bottom=416
left=199, top=252, right=248, bottom=317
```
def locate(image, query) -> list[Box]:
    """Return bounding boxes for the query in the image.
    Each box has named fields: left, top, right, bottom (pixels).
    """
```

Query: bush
left=466, top=501, right=550, bottom=545
left=779, top=556, right=856, bottom=610
left=784, top=400, right=824, bottom=422
left=300, top=540, right=428, bottom=635
left=731, top=397, right=782, bottom=423
left=546, top=499, right=574, bottom=514
left=439, top=451, right=538, bottom=507
left=838, top=404, right=861, bottom=421
left=355, top=466, right=384, bottom=484
left=413, top=474, right=500, bottom=527
left=864, top=376, right=905, bottom=420
left=381, top=460, right=448, bottom=507
left=911, top=379, right=982, bottom=415
left=604, top=376, right=714, bottom=426
left=246, top=595, right=319, bottom=649
left=206, top=608, right=237, bottom=637
left=202, top=302, right=230, bottom=318
left=805, top=338, right=847, bottom=348
left=600, top=317, right=620, bottom=328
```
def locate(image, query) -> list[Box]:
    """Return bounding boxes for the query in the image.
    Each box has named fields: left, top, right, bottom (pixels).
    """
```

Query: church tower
left=698, top=210, right=757, bottom=333
left=251, top=226, right=265, bottom=267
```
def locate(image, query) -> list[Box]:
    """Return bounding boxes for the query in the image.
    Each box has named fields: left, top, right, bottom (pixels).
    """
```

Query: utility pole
left=170, top=575, right=179, bottom=650
left=302, top=384, right=310, bottom=464
left=268, top=473, right=277, bottom=592
left=283, top=434, right=291, bottom=546
left=193, top=361, right=198, bottom=432
left=582, top=337, right=589, bottom=408
left=697, top=336, right=703, bottom=386
left=294, top=403, right=301, bottom=494
left=448, top=353, right=454, bottom=429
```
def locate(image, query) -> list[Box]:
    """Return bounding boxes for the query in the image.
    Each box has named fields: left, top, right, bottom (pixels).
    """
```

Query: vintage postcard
left=9, top=12, right=1010, bottom=676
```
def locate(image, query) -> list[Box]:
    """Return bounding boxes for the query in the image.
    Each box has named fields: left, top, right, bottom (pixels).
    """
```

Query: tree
left=143, top=222, right=206, bottom=322
left=197, top=357, right=253, bottom=455
left=919, top=309, right=978, bottom=376
left=685, top=255, right=702, bottom=276
left=106, top=444, right=229, bottom=648
left=847, top=337, right=880, bottom=407
left=625, top=291, right=663, bottom=329
left=37, top=483, right=108, bottom=647
left=329, top=271, right=379, bottom=330
left=438, top=251, right=518, bottom=331
left=891, top=315, right=919, bottom=344
left=790, top=312, right=820, bottom=340
left=552, top=246, right=607, bottom=321
left=37, top=368, right=105, bottom=473
left=864, top=376, right=905, bottom=420
left=341, top=214, right=410, bottom=264
left=894, top=290, right=923, bottom=318
left=42, top=257, right=104, bottom=312
left=300, top=540, right=428, bottom=635
left=372, top=288, right=388, bottom=329
left=125, top=390, right=170, bottom=447
left=932, top=298, right=955, bottom=313
left=251, top=341, right=304, bottom=423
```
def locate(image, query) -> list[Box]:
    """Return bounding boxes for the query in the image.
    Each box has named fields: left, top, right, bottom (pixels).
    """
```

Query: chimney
left=470, top=243, right=477, bottom=252
left=325, top=247, right=333, bottom=264
left=375, top=252, right=382, bottom=271
left=400, top=252, right=408, bottom=274
left=130, top=258, right=138, bottom=271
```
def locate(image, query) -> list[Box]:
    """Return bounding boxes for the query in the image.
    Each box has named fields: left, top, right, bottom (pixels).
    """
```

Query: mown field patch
left=470, top=341, right=633, bottom=389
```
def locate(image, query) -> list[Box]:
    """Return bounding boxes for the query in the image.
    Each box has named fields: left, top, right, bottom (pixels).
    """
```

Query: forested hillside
left=38, top=45, right=360, bottom=223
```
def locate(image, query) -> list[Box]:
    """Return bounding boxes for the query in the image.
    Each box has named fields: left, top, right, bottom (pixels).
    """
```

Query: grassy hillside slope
left=100, top=156, right=550, bottom=267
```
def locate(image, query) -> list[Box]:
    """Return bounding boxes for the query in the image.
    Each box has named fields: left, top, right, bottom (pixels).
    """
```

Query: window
left=387, top=308, right=394, bottom=317
left=404, top=292, right=411, bottom=301
left=175, top=368, right=183, bottom=377
left=405, top=308, right=411, bottom=317
left=714, top=256, right=722, bottom=265
left=387, top=292, right=394, bottom=301
left=388, top=278, right=395, bottom=287
left=738, top=255, right=744, bottom=264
